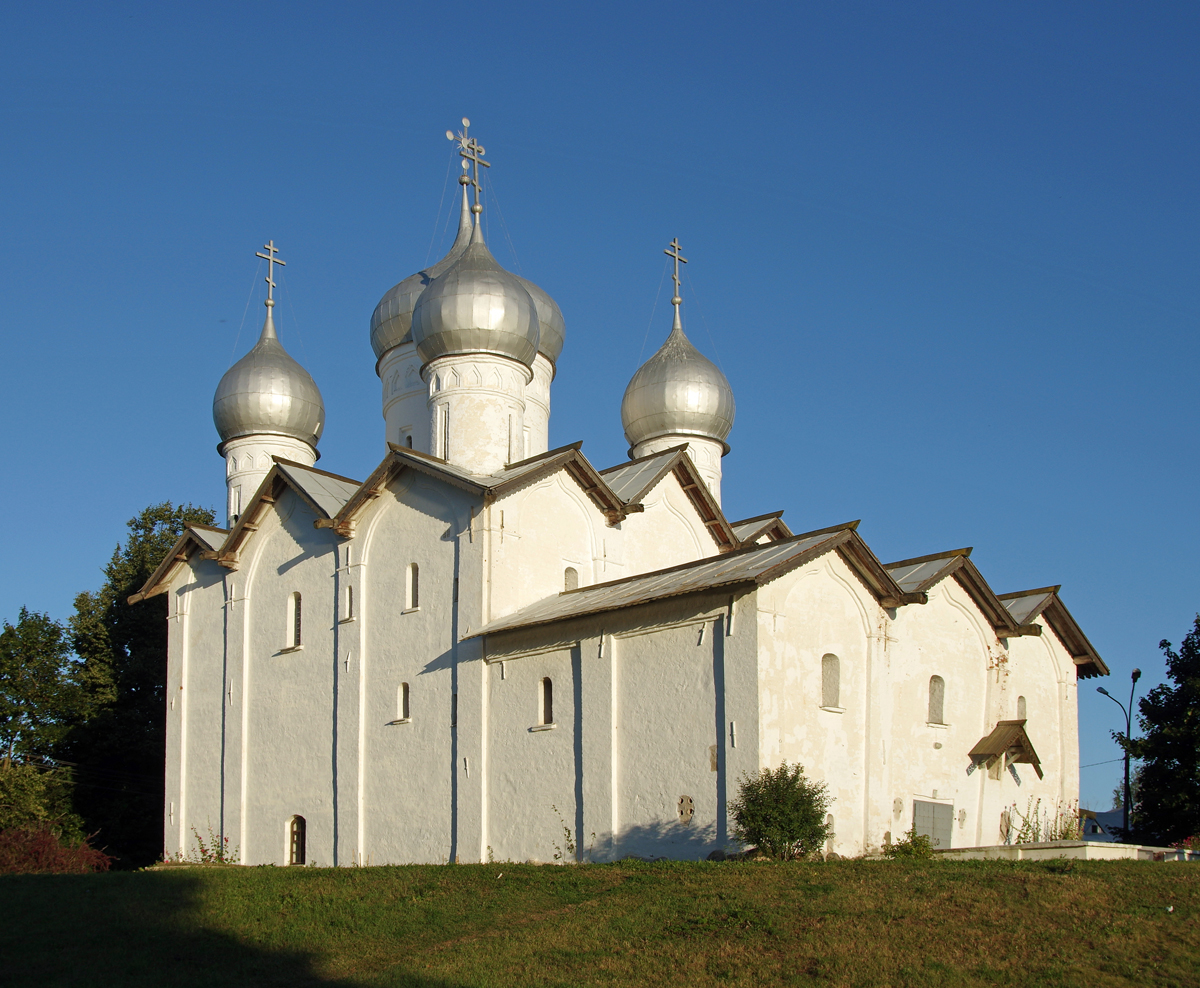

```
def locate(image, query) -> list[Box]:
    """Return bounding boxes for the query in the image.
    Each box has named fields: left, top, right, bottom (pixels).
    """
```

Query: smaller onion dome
left=213, top=307, right=324, bottom=450
left=514, top=274, right=565, bottom=364
left=411, top=226, right=540, bottom=368
left=620, top=315, right=735, bottom=451
left=370, top=182, right=474, bottom=362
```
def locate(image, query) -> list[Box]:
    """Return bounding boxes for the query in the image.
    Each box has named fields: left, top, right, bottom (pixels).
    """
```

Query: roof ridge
left=883, top=547, right=973, bottom=569
left=996, top=585, right=1062, bottom=600
left=273, top=457, right=363, bottom=486
left=558, top=528, right=841, bottom=598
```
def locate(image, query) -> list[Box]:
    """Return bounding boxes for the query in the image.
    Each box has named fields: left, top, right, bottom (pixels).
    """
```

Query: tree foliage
left=0, top=609, right=82, bottom=762
left=1122, top=614, right=1200, bottom=846
left=728, top=762, right=832, bottom=860
left=0, top=762, right=84, bottom=842
left=62, top=501, right=214, bottom=867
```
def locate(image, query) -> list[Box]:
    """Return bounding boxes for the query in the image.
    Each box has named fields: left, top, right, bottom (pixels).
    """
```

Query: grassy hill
left=0, top=859, right=1195, bottom=987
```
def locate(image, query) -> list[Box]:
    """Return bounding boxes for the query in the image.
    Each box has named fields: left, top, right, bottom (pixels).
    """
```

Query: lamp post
left=1097, top=667, right=1142, bottom=839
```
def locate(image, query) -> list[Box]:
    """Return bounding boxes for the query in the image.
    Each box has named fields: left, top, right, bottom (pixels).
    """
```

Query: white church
left=134, top=124, right=1108, bottom=866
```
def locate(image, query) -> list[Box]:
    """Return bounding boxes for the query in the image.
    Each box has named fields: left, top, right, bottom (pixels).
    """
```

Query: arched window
left=286, top=592, right=302, bottom=649
left=928, top=675, right=945, bottom=725
left=405, top=433, right=413, bottom=449
left=399, top=682, right=410, bottom=722
left=564, top=567, right=579, bottom=591
left=540, top=677, right=554, bottom=726
left=289, top=815, right=306, bottom=865
left=821, top=654, right=840, bottom=708
left=1017, top=695, right=1026, bottom=720
left=406, top=563, right=419, bottom=610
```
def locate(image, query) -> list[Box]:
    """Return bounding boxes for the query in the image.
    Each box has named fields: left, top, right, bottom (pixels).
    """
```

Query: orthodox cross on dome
left=446, top=117, right=490, bottom=215
left=664, top=237, right=688, bottom=320
left=255, top=240, right=286, bottom=308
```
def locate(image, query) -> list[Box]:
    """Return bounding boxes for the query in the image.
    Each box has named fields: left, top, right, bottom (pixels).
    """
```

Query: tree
left=0, top=609, right=82, bottom=763
left=728, top=762, right=832, bottom=860
left=1121, top=615, right=1200, bottom=846
left=63, top=502, right=214, bottom=867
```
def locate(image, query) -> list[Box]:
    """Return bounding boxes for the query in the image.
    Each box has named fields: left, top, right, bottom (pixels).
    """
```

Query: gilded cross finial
left=664, top=237, right=687, bottom=314
left=446, top=117, right=490, bottom=215
left=255, top=240, right=286, bottom=308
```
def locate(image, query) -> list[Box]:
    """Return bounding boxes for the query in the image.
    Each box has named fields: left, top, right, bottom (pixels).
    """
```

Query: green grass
left=1, top=859, right=1196, bottom=987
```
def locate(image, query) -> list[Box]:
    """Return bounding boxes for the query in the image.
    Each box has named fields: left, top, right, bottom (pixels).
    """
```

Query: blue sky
left=1, top=2, right=1196, bottom=811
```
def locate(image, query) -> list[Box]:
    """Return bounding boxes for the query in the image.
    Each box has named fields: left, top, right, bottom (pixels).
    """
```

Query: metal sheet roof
left=472, top=529, right=848, bottom=638
left=187, top=524, right=227, bottom=551
left=277, top=462, right=362, bottom=517
left=999, top=589, right=1057, bottom=626
left=598, top=448, right=679, bottom=503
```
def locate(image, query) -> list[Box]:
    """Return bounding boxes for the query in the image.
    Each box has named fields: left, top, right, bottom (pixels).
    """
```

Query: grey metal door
left=913, top=800, right=953, bottom=849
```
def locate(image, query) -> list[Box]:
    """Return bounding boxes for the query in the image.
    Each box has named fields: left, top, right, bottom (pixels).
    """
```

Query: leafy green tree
left=0, top=762, right=84, bottom=842
left=0, top=609, right=82, bottom=763
left=63, top=502, right=214, bottom=867
left=728, top=762, right=832, bottom=860
left=1121, top=615, right=1200, bottom=846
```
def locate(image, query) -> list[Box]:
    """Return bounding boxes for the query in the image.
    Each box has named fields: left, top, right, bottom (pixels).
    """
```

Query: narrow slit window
left=564, top=567, right=579, bottom=591
left=928, top=675, right=945, bottom=725
left=399, top=682, right=410, bottom=721
left=406, top=563, right=419, bottom=610
left=821, top=654, right=840, bottom=708
left=405, top=433, right=413, bottom=449
left=289, top=815, right=306, bottom=865
left=345, top=584, right=354, bottom=621
left=287, top=592, right=302, bottom=648
left=1017, top=695, right=1026, bottom=720
left=540, top=677, right=554, bottom=725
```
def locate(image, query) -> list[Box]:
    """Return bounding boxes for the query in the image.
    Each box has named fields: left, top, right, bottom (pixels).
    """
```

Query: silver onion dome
left=621, top=319, right=735, bottom=451
left=514, top=274, right=565, bottom=364
left=411, top=229, right=540, bottom=368
left=213, top=307, right=325, bottom=450
left=370, top=183, right=474, bottom=362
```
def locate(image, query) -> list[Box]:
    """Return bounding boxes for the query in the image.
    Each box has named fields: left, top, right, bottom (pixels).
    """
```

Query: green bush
left=728, top=762, right=832, bottom=860
left=883, top=828, right=933, bottom=859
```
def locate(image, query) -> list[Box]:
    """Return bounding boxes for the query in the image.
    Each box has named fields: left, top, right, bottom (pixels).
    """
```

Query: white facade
left=138, top=156, right=1107, bottom=867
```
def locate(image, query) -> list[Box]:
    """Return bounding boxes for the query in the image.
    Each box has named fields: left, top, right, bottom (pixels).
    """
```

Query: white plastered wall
left=379, top=342, right=429, bottom=453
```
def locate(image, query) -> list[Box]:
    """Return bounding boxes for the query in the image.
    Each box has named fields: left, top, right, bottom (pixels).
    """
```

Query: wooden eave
left=127, top=525, right=229, bottom=603
left=951, top=558, right=1021, bottom=635
left=597, top=444, right=689, bottom=508
left=1040, top=596, right=1110, bottom=678
left=558, top=454, right=629, bottom=522
left=831, top=528, right=927, bottom=608
left=670, top=456, right=738, bottom=552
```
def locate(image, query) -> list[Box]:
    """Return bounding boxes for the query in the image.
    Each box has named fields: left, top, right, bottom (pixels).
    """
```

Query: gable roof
left=323, top=442, right=739, bottom=551
left=128, top=522, right=230, bottom=603
left=884, top=548, right=1042, bottom=640
left=997, top=587, right=1109, bottom=678
left=728, top=511, right=793, bottom=544
left=471, top=520, right=923, bottom=639
left=598, top=446, right=683, bottom=503
left=884, top=547, right=971, bottom=594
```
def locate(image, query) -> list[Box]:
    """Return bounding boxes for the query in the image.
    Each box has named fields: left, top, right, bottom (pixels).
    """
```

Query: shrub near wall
left=0, top=826, right=113, bottom=874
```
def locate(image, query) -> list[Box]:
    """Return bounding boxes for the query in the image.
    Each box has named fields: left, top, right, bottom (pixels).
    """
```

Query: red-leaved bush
left=0, top=825, right=114, bottom=874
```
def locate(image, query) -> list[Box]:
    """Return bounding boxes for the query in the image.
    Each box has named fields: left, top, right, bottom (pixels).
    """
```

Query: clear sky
left=1, top=2, right=1196, bottom=813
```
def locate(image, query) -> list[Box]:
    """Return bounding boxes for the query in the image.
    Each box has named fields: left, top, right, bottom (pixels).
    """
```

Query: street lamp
left=1097, top=667, right=1142, bottom=839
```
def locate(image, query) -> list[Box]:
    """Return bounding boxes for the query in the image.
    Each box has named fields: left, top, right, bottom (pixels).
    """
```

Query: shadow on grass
left=0, top=869, right=465, bottom=988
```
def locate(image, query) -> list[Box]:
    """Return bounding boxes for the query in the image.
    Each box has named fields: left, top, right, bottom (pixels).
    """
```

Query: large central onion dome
left=213, top=307, right=325, bottom=449
left=411, top=227, right=540, bottom=368
left=621, top=318, right=735, bottom=451
left=371, top=180, right=565, bottom=368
